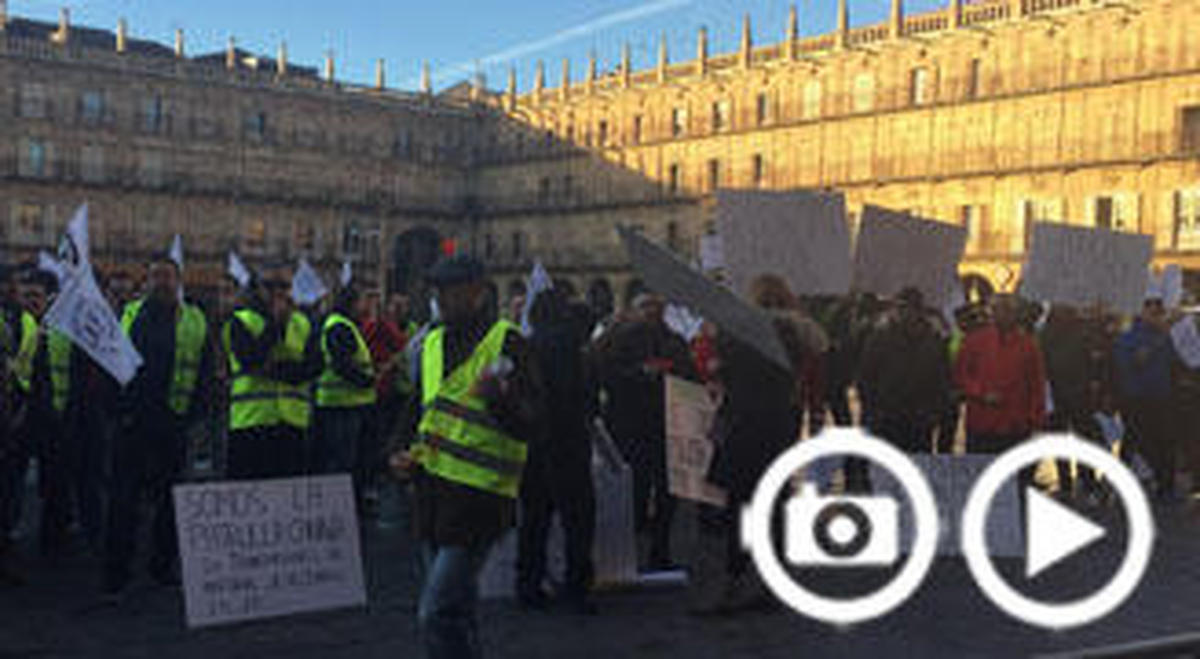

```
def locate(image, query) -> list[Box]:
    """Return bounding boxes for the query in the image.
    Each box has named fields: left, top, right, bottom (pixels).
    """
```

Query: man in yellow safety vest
left=392, top=254, right=543, bottom=659
left=103, top=253, right=212, bottom=598
left=312, top=282, right=376, bottom=509
left=225, top=263, right=321, bottom=479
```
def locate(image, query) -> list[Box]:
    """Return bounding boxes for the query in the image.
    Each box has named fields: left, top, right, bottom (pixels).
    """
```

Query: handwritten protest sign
left=619, top=226, right=789, bottom=370
left=716, top=189, right=852, bottom=297
left=173, top=475, right=366, bottom=628
left=665, top=376, right=726, bottom=507
left=1021, top=223, right=1153, bottom=316
left=852, top=206, right=968, bottom=310
left=870, top=454, right=1022, bottom=557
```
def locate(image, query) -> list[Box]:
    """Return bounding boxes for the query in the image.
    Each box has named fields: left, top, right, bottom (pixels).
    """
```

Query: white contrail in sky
left=419, top=0, right=694, bottom=87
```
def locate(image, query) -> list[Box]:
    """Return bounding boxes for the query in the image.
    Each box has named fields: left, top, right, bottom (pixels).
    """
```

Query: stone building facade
left=477, top=0, right=1200, bottom=305
left=5, top=0, right=1200, bottom=311
left=0, top=5, right=477, bottom=304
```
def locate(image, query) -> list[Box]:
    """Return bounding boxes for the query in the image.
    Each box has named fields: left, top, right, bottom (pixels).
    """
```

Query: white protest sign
left=339, top=260, right=353, bottom=287
left=292, top=258, right=328, bottom=307
left=665, top=375, right=726, bottom=507
left=43, top=266, right=143, bottom=385
left=717, top=189, right=852, bottom=297
left=173, top=475, right=366, bottom=628
left=870, top=454, right=1022, bottom=557
left=852, top=206, right=968, bottom=311
left=1172, top=315, right=1200, bottom=369
left=1021, top=223, right=1153, bottom=316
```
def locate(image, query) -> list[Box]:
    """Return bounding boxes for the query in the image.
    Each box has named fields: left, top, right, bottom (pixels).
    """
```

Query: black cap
left=426, top=255, right=485, bottom=288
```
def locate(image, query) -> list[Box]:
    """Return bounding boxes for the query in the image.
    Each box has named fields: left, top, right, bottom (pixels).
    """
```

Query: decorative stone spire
left=116, top=18, right=128, bottom=53
left=506, top=66, right=517, bottom=110
left=226, top=36, right=237, bottom=70
left=786, top=5, right=799, bottom=60
left=837, top=0, right=850, bottom=49
left=277, top=42, right=288, bottom=76
left=621, top=42, right=632, bottom=88
left=890, top=0, right=905, bottom=39
left=657, top=33, right=668, bottom=83
left=950, top=0, right=963, bottom=29
left=560, top=57, right=569, bottom=100
left=420, top=61, right=432, bottom=95
left=375, top=58, right=386, bottom=90
left=324, top=51, right=335, bottom=82
left=586, top=50, right=597, bottom=94
left=740, top=14, right=752, bottom=68
left=534, top=59, right=545, bottom=100
left=174, top=29, right=185, bottom=57
left=53, top=7, right=70, bottom=44
left=697, top=26, right=708, bottom=76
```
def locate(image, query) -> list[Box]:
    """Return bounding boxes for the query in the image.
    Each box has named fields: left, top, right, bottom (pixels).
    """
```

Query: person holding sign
left=312, top=282, right=377, bottom=511
left=225, top=264, right=321, bottom=480
left=103, top=253, right=212, bottom=598
left=391, top=254, right=543, bottom=659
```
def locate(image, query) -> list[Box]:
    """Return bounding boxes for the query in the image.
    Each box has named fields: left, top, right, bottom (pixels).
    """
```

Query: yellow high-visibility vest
left=412, top=320, right=526, bottom=498
left=120, top=299, right=208, bottom=416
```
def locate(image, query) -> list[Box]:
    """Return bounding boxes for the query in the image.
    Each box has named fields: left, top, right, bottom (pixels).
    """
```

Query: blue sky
left=9, top=0, right=951, bottom=92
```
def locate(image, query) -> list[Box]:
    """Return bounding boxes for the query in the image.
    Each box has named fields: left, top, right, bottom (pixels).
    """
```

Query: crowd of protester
left=0, top=249, right=1197, bottom=659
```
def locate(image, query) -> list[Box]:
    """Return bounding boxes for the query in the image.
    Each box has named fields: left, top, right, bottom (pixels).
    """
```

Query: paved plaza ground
left=3, top=489, right=1200, bottom=659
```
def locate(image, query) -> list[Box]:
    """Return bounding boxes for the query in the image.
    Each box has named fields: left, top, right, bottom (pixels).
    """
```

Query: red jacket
left=362, top=318, right=408, bottom=397
left=954, top=325, right=1046, bottom=437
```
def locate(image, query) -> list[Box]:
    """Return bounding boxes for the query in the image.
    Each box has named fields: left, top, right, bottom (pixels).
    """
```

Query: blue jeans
left=418, top=541, right=493, bottom=659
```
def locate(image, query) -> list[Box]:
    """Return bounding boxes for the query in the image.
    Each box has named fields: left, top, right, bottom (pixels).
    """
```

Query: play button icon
left=962, top=434, right=1155, bottom=630
left=1025, top=488, right=1106, bottom=579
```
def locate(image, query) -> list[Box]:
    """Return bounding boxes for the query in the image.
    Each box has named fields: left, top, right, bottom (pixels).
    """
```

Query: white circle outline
left=740, top=428, right=940, bottom=626
left=960, top=433, right=1156, bottom=630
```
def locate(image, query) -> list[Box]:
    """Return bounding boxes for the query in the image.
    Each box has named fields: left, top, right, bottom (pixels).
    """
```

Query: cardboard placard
left=852, top=206, right=968, bottom=310
left=665, top=376, right=726, bottom=507
left=716, top=189, right=853, bottom=297
left=173, top=475, right=366, bottom=628
left=1021, top=223, right=1154, bottom=316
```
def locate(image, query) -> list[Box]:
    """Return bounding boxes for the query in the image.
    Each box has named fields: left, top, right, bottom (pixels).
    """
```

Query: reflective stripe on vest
left=47, top=330, right=71, bottom=414
left=121, top=299, right=208, bottom=416
left=13, top=312, right=38, bottom=393
left=227, top=309, right=313, bottom=430
left=413, top=320, right=526, bottom=498
left=316, top=313, right=376, bottom=408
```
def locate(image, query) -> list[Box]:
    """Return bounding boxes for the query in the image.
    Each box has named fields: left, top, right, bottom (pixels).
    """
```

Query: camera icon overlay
left=786, top=484, right=898, bottom=568
left=740, top=428, right=940, bottom=626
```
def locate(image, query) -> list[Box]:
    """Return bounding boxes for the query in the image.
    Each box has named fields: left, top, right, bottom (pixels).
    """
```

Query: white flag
left=57, top=204, right=90, bottom=274
left=340, top=260, right=353, bottom=287
left=227, top=252, right=251, bottom=288
left=37, top=251, right=67, bottom=285
left=1146, top=268, right=1165, bottom=301
left=169, top=234, right=184, bottom=269
left=292, top=258, right=328, bottom=306
left=43, top=265, right=143, bottom=386
left=520, top=260, right=553, bottom=335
